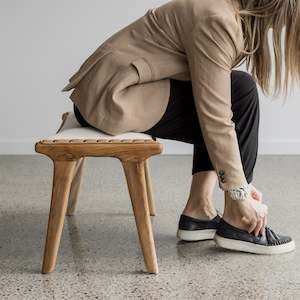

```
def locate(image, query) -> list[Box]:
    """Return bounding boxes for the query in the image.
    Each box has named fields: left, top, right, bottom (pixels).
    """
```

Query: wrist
left=225, top=182, right=250, bottom=201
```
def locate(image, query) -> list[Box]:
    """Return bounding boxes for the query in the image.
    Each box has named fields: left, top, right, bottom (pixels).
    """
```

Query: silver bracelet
left=226, top=183, right=250, bottom=201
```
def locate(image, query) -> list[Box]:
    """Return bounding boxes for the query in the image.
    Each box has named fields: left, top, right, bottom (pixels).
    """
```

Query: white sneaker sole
left=177, top=229, right=216, bottom=241
left=214, top=234, right=296, bottom=254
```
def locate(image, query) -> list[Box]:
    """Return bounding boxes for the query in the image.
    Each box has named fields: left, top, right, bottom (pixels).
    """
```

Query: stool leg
left=121, top=159, right=158, bottom=274
left=66, top=157, right=85, bottom=216
left=42, top=160, right=76, bottom=274
left=144, top=159, right=156, bottom=216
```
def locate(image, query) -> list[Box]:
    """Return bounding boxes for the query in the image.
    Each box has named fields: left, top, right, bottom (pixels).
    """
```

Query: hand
left=250, top=183, right=263, bottom=203
left=224, top=191, right=267, bottom=237
left=243, top=195, right=268, bottom=236
left=249, top=184, right=268, bottom=235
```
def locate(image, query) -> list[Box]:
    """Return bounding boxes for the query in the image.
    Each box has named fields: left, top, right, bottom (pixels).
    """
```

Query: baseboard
left=0, top=138, right=299, bottom=155
left=0, top=139, right=37, bottom=155
left=258, top=139, right=300, bottom=155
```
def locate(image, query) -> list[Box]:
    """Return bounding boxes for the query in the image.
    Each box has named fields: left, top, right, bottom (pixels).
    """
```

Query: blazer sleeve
left=186, top=14, right=249, bottom=192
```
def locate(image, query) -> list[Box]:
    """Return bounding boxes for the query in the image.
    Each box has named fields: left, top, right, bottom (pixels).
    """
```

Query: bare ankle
left=222, top=210, right=247, bottom=230
left=182, top=200, right=217, bottom=220
left=223, top=197, right=252, bottom=231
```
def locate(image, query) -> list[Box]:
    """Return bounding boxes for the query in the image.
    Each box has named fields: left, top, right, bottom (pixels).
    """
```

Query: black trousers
left=74, top=70, right=260, bottom=184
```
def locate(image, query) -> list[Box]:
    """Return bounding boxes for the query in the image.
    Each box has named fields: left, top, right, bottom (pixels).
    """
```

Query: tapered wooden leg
left=42, top=160, right=76, bottom=274
left=144, top=159, right=156, bottom=216
left=66, top=158, right=85, bottom=216
left=121, top=159, right=158, bottom=274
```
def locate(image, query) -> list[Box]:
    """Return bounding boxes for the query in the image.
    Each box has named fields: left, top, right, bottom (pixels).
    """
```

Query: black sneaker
left=214, top=218, right=295, bottom=254
left=177, top=213, right=221, bottom=241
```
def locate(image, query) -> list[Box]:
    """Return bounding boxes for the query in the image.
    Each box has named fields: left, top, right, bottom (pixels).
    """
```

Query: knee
left=231, top=70, right=259, bottom=105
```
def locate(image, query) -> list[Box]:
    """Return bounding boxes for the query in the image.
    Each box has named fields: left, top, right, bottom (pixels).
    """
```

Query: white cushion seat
left=42, top=112, right=155, bottom=143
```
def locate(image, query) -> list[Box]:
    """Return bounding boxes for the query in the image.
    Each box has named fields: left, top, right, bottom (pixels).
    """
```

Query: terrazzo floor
left=0, top=154, right=299, bottom=299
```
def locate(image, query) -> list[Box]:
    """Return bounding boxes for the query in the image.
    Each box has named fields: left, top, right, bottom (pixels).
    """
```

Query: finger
left=257, top=205, right=268, bottom=219
left=262, top=215, right=268, bottom=235
left=260, top=216, right=266, bottom=236
left=254, top=192, right=263, bottom=203
left=248, top=218, right=258, bottom=234
left=250, top=201, right=268, bottom=217
left=254, top=218, right=263, bottom=237
left=259, top=216, right=265, bottom=235
left=262, top=218, right=266, bottom=236
left=251, top=190, right=259, bottom=201
left=251, top=188, right=263, bottom=203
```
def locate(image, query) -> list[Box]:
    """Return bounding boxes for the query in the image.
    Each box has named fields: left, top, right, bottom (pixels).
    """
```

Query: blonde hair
left=235, top=0, right=300, bottom=98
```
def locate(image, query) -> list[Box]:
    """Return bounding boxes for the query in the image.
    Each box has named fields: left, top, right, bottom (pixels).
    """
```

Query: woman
left=63, top=0, right=298, bottom=254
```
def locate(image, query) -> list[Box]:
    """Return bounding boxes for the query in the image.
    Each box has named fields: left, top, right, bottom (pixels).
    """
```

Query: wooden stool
left=35, top=112, right=163, bottom=274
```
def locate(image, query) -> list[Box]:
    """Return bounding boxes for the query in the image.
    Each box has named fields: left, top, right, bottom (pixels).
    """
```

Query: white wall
left=0, top=0, right=299, bottom=155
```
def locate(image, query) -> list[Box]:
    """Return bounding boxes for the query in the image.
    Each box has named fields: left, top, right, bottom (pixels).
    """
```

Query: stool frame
left=35, top=113, right=162, bottom=274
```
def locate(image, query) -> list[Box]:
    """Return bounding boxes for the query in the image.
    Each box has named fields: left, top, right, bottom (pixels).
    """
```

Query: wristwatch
left=226, top=183, right=251, bottom=201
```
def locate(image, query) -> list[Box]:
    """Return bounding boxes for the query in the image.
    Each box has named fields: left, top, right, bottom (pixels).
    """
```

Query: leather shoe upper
left=216, top=218, right=292, bottom=246
left=178, top=214, right=221, bottom=231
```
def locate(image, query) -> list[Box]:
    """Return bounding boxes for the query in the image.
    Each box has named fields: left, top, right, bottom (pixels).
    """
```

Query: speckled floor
left=0, top=154, right=299, bottom=299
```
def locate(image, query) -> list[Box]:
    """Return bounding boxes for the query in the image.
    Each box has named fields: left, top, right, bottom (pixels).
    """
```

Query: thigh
left=145, top=72, right=258, bottom=144
left=230, top=70, right=260, bottom=132
left=143, top=79, right=206, bottom=146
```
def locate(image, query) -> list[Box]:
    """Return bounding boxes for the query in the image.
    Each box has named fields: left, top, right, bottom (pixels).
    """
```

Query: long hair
left=235, top=0, right=300, bottom=98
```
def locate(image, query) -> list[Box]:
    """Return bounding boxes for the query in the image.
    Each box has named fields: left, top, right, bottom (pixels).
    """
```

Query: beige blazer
left=62, top=0, right=248, bottom=191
